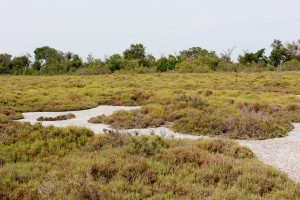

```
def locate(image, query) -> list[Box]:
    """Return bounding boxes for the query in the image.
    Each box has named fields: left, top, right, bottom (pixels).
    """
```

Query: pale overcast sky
left=1, top=0, right=300, bottom=60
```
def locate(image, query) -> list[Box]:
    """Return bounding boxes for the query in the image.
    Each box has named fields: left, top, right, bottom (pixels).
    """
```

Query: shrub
left=173, top=94, right=206, bottom=109
left=226, top=114, right=292, bottom=139
left=156, top=56, right=177, bottom=72
left=162, top=146, right=208, bottom=166
left=172, top=110, right=292, bottom=139
left=0, top=108, right=23, bottom=120
left=37, top=113, right=75, bottom=121
left=120, top=156, right=149, bottom=182
left=0, top=114, right=9, bottom=124
left=0, top=128, right=299, bottom=199
left=277, top=59, right=300, bottom=71
left=175, top=56, right=219, bottom=73
left=99, top=105, right=166, bottom=129
left=0, top=122, right=94, bottom=163
left=88, top=114, right=106, bottom=124
left=216, top=62, right=241, bottom=72
left=88, top=129, right=129, bottom=150
left=195, top=139, right=254, bottom=159
left=90, top=160, right=118, bottom=182
left=125, top=136, right=169, bottom=157
left=130, top=90, right=152, bottom=104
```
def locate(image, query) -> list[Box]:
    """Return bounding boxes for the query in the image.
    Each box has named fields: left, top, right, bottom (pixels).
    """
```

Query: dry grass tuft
left=37, top=113, right=75, bottom=121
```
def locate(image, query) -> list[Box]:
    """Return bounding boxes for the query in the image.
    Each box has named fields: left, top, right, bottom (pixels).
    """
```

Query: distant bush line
left=1, top=39, right=300, bottom=75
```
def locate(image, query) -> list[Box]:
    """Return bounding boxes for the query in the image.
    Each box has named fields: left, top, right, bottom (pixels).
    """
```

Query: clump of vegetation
left=0, top=114, right=10, bottom=124
left=95, top=95, right=207, bottom=129
left=0, top=122, right=93, bottom=164
left=98, top=105, right=167, bottom=129
left=88, top=114, right=106, bottom=124
left=277, top=59, right=300, bottom=71
left=195, top=139, right=254, bottom=159
left=0, top=124, right=299, bottom=199
left=96, top=93, right=295, bottom=139
left=172, top=110, right=292, bottom=139
left=37, top=113, right=76, bottom=121
left=0, top=107, right=23, bottom=120
left=1, top=73, right=300, bottom=139
left=37, top=113, right=75, bottom=121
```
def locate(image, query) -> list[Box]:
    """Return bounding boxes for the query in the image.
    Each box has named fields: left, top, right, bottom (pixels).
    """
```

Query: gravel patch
left=237, top=123, right=300, bottom=182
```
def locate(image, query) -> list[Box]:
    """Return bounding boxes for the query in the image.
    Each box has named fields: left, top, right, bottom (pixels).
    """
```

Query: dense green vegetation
left=1, top=72, right=300, bottom=198
left=0, top=122, right=300, bottom=199
left=1, top=39, right=300, bottom=75
left=1, top=72, right=300, bottom=139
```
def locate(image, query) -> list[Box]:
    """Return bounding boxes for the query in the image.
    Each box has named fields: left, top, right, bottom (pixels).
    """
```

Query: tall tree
left=156, top=55, right=177, bottom=72
left=238, top=49, right=268, bottom=65
left=107, top=54, right=123, bottom=72
left=11, top=55, right=31, bottom=72
left=64, top=52, right=82, bottom=72
left=179, top=47, right=217, bottom=60
left=123, top=44, right=146, bottom=60
left=0, top=54, right=12, bottom=73
left=34, top=46, right=64, bottom=66
left=269, top=40, right=291, bottom=67
left=286, top=39, right=300, bottom=61
left=220, top=47, right=235, bottom=63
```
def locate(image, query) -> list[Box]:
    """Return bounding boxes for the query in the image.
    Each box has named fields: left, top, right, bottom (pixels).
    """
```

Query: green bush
left=0, top=114, right=9, bottom=124
left=0, top=108, right=23, bottom=120
left=175, top=58, right=213, bottom=73
left=0, top=122, right=94, bottom=163
left=75, top=66, right=111, bottom=75
left=172, top=109, right=292, bottom=139
left=277, top=59, right=300, bottom=71
left=125, top=136, right=170, bottom=156
left=195, top=139, right=254, bottom=159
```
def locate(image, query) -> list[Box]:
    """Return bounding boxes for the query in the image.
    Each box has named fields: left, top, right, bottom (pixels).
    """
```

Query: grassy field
left=1, top=72, right=300, bottom=139
left=1, top=72, right=300, bottom=199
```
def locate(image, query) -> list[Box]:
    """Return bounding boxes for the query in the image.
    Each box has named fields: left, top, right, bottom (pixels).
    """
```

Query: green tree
left=11, top=55, right=31, bottom=73
left=179, top=47, right=217, bottom=60
left=136, top=54, right=156, bottom=68
left=77, top=54, right=110, bottom=75
left=220, top=47, right=235, bottom=63
left=123, top=44, right=146, bottom=60
left=107, top=54, right=123, bottom=72
left=31, top=61, right=41, bottom=71
left=156, top=55, right=177, bottom=72
left=238, top=49, right=268, bottom=65
left=269, top=40, right=291, bottom=67
left=63, top=52, right=82, bottom=72
left=0, top=54, right=12, bottom=74
left=286, top=39, right=300, bottom=61
left=34, top=47, right=81, bottom=74
left=34, top=46, right=64, bottom=66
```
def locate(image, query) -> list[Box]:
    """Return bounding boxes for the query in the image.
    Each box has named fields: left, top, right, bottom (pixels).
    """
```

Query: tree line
left=0, top=39, right=300, bottom=75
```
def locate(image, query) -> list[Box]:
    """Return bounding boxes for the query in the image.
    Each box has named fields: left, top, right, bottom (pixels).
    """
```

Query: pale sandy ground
left=17, top=106, right=203, bottom=140
left=17, top=103, right=300, bottom=182
left=238, top=123, right=300, bottom=182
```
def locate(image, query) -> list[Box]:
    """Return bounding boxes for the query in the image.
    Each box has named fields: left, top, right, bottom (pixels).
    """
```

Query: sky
left=1, top=0, right=300, bottom=60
